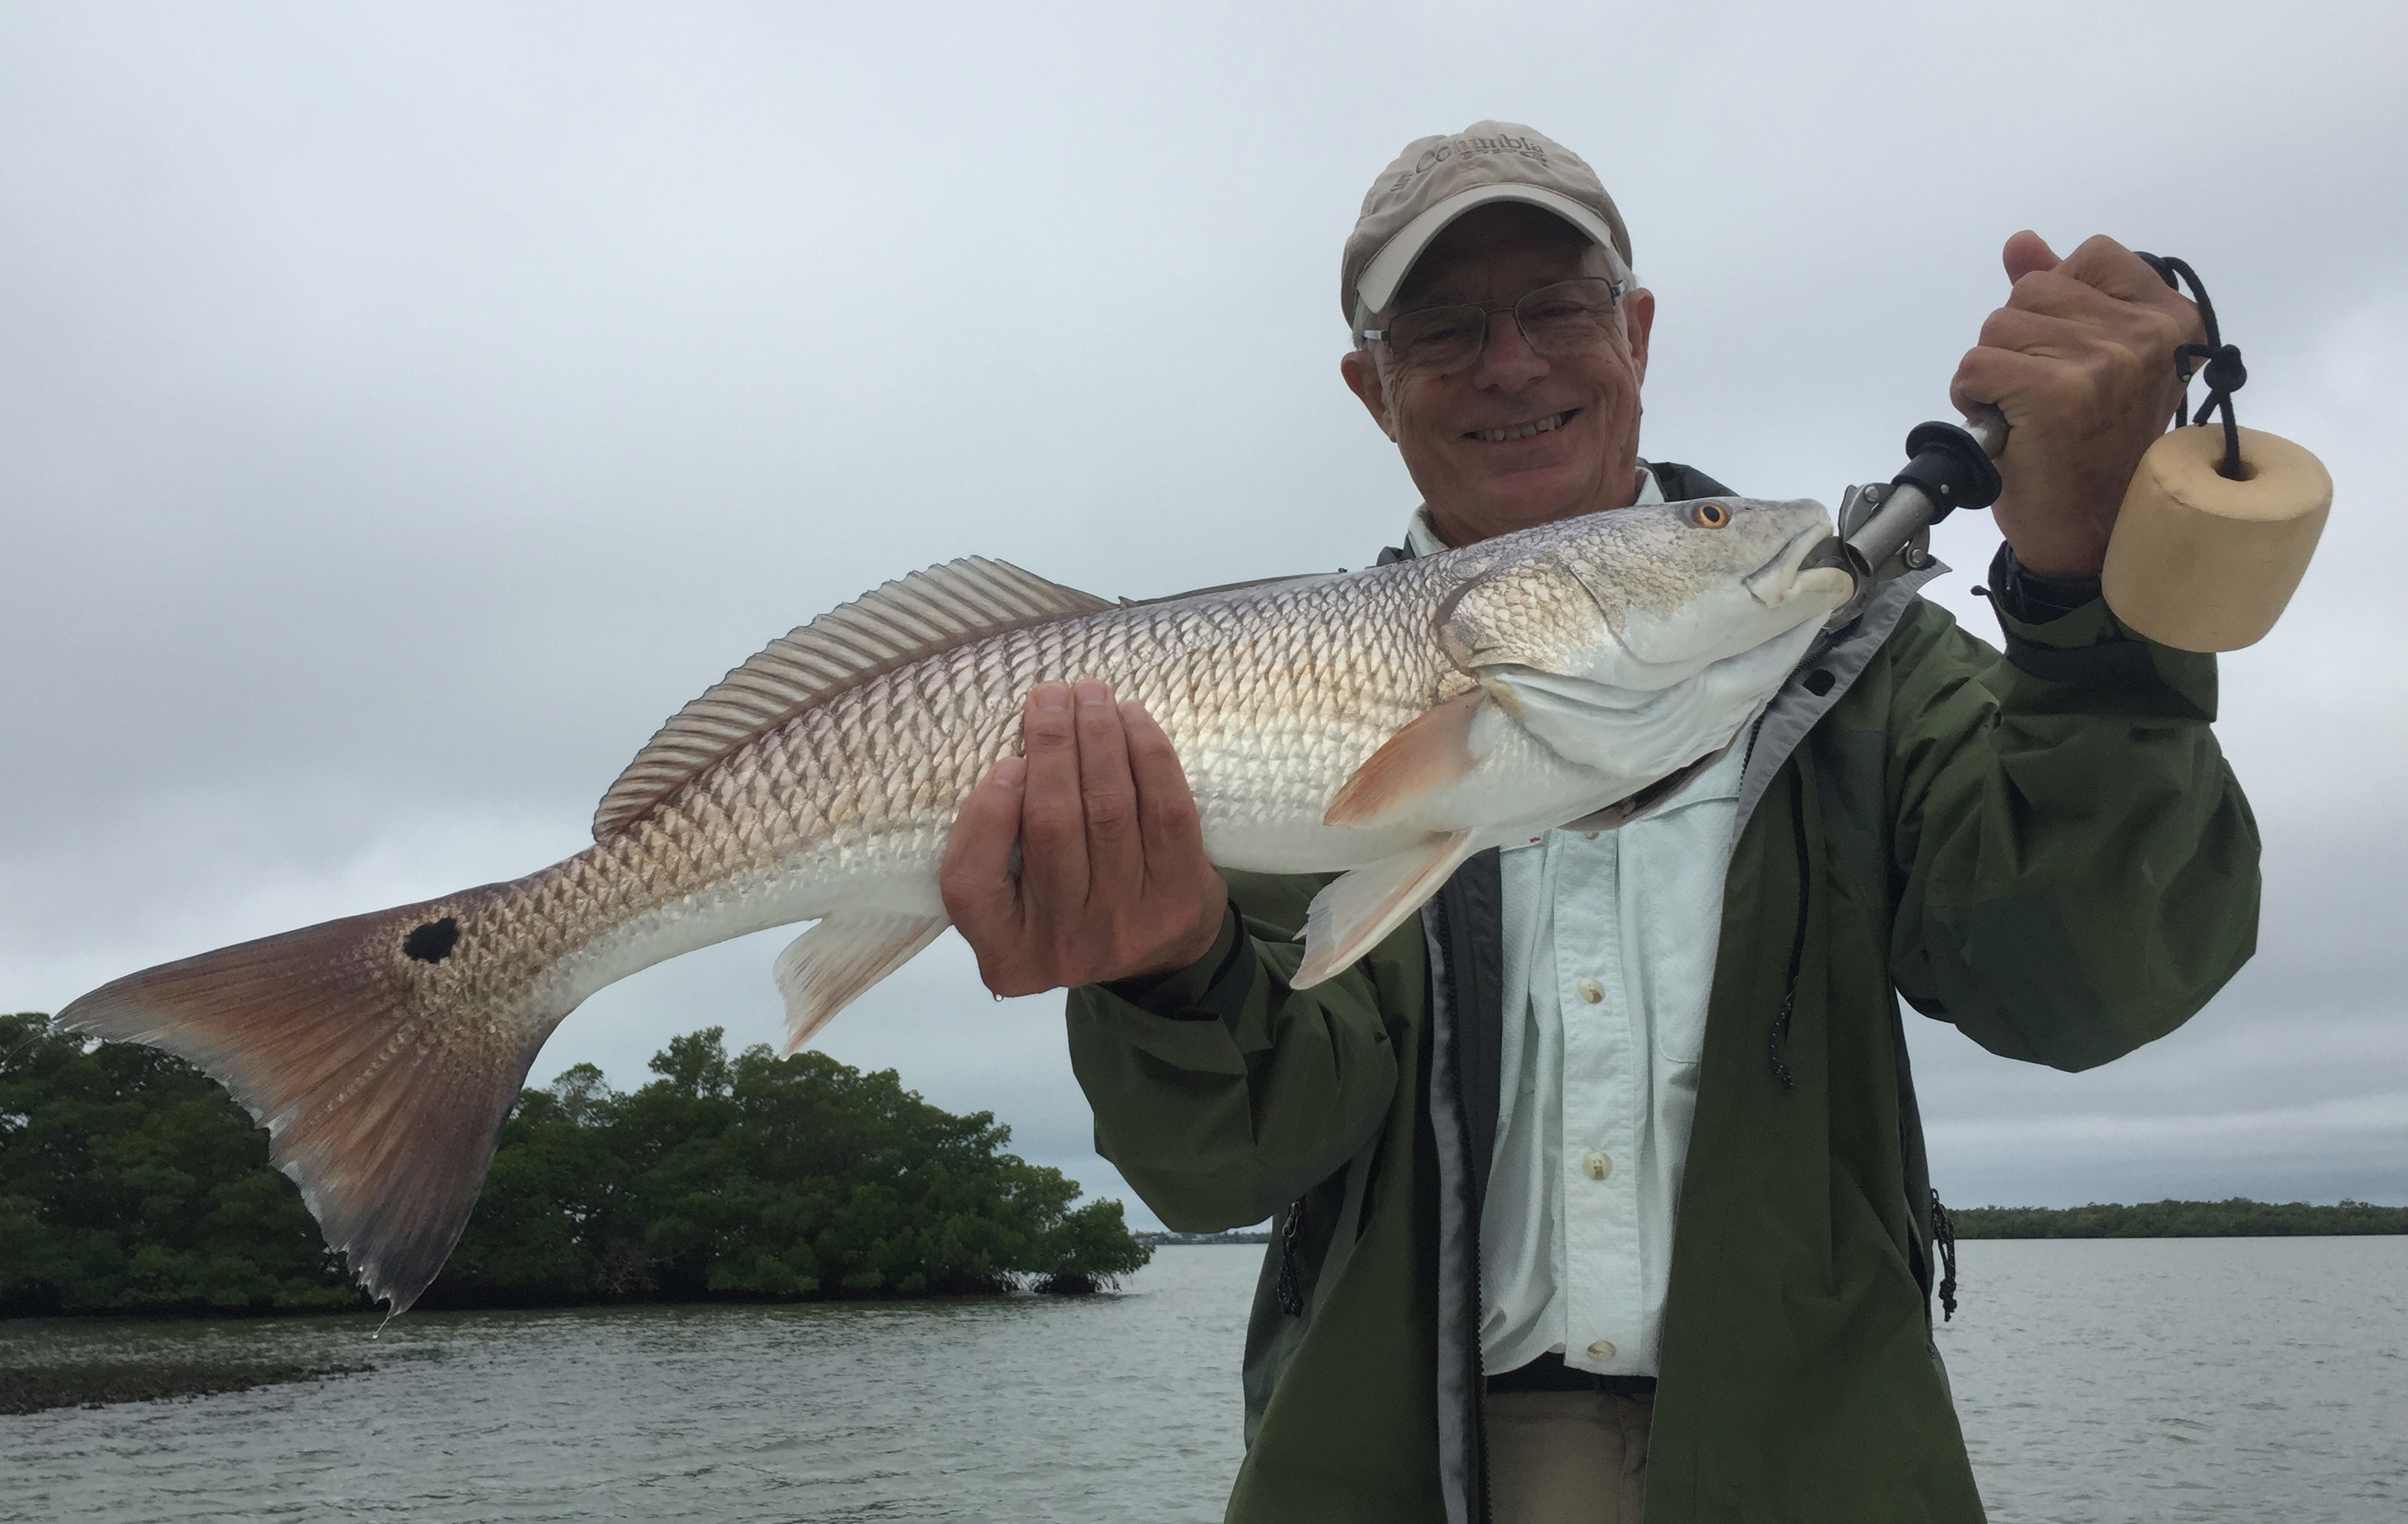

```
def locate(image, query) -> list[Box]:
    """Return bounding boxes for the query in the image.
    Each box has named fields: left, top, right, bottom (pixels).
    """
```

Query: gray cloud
left=5, top=2, right=2403, bottom=1224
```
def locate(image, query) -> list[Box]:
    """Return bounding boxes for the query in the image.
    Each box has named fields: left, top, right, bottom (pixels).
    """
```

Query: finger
left=2001, top=229, right=2060, bottom=284
left=1974, top=305, right=2185, bottom=380
left=1122, top=699, right=1208, bottom=880
left=2004, top=264, right=2123, bottom=315
left=1958, top=311, right=2190, bottom=428
left=1977, top=303, right=2121, bottom=359
left=1950, top=343, right=2102, bottom=426
left=939, top=754, right=1029, bottom=987
left=1016, top=682, right=1090, bottom=917
left=1992, top=269, right=2201, bottom=367
left=1073, top=681, right=1143, bottom=902
left=2053, top=233, right=2200, bottom=313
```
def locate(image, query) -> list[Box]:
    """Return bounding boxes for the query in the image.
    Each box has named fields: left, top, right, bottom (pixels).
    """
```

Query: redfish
left=61, top=496, right=1852, bottom=1311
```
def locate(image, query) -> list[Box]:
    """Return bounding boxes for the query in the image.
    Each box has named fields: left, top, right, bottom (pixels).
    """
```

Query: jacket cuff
left=1989, top=541, right=2101, bottom=625
left=1986, top=541, right=2218, bottom=721
left=1098, top=905, right=1256, bottom=1030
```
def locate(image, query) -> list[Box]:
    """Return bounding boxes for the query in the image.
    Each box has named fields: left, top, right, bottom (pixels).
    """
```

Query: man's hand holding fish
left=942, top=681, right=1228, bottom=994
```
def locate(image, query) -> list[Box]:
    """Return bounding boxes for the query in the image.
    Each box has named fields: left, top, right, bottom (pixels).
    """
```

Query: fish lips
left=1746, top=525, right=1857, bottom=612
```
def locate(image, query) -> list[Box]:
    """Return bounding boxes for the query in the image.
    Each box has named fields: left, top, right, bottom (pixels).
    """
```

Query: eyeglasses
left=1360, top=276, right=1626, bottom=374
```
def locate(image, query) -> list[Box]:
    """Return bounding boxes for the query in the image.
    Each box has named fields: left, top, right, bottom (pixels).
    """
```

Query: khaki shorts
left=1484, top=1389, right=1654, bottom=1524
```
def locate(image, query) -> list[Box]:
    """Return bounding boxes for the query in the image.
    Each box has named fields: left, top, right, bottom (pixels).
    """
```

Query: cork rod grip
left=2099, top=423, right=2333, bottom=653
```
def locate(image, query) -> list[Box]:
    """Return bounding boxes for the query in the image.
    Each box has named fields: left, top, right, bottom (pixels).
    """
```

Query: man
left=940, top=123, right=2257, bottom=1523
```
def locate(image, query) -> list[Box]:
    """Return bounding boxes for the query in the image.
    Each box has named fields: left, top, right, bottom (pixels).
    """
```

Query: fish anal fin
left=1295, top=830, right=1478, bottom=988
left=772, top=911, right=950, bottom=1053
left=594, top=558, right=1113, bottom=840
left=1324, top=690, right=1485, bottom=828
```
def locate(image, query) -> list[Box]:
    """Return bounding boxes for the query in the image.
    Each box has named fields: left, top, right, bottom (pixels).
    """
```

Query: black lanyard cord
left=2135, top=251, right=2249, bottom=481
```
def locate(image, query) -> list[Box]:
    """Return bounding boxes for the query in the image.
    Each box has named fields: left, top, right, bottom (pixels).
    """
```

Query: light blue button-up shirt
left=1405, top=468, right=1740, bottom=1378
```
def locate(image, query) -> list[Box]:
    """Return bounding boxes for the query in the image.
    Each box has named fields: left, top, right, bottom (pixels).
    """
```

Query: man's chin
left=1464, top=471, right=1602, bottom=533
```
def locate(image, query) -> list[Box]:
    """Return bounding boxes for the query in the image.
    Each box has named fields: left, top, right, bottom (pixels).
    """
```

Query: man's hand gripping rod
left=1814, top=245, right=2333, bottom=652
left=1815, top=392, right=2331, bottom=650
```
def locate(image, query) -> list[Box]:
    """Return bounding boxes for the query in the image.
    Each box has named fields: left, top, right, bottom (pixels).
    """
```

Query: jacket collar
left=1393, top=465, right=1667, bottom=561
left=1732, top=564, right=1946, bottom=837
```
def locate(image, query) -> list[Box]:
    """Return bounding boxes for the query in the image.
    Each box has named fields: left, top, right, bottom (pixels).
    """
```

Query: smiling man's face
left=1341, top=203, right=1656, bottom=548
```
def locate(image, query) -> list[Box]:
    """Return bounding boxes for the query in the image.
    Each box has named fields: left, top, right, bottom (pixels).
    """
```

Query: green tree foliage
left=2, top=1014, right=1150, bottom=1317
left=431, top=1028, right=1153, bottom=1306
left=0, top=1012, right=356, bottom=1315
left=1949, top=1198, right=2408, bottom=1238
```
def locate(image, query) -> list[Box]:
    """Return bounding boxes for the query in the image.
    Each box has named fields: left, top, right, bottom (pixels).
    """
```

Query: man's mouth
left=1467, top=410, right=1574, bottom=444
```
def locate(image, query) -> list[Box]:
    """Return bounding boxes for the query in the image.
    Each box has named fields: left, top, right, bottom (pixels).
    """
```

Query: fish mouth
left=1744, top=524, right=1857, bottom=611
left=1466, top=409, right=1576, bottom=444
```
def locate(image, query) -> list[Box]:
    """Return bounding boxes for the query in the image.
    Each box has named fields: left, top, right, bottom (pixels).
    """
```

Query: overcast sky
left=5, top=2, right=2404, bottom=1225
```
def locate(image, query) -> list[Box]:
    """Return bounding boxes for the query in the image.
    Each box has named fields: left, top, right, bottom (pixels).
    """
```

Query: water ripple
left=6, top=1238, right=2405, bottom=1521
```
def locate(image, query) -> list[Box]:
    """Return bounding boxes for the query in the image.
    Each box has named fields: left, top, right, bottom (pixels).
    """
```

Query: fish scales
left=420, top=559, right=1450, bottom=1046
left=639, top=560, right=1454, bottom=893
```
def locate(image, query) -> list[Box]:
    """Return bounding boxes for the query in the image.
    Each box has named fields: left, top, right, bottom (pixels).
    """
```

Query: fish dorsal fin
left=593, top=557, right=1113, bottom=840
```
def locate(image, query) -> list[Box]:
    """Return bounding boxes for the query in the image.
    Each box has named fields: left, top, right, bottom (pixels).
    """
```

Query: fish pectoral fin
left=772, top=911, right=949, bottom=1053
left=1295, top=831, right=1479, bottom=989
left=1323, top=690, right=1485, bottom=828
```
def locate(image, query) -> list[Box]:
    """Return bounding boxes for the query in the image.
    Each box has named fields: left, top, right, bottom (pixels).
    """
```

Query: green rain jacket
left=1064, top=463, right=2260, bottom=1524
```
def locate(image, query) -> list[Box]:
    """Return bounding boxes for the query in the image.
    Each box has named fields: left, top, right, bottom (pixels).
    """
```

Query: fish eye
left=1690, top=501, right=1731, bottom=528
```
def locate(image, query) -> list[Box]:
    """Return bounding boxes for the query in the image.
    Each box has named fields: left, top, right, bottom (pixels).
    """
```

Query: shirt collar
left=1402, top=465, right=1666, bottom=560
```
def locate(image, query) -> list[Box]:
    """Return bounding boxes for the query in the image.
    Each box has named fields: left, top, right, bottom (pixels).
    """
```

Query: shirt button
left=1575, top=977, right=1604, bottom=1003
left=1586, top=1339, right=1617, bottom=1361
left=1582, top=830, right=1600, bottom=840
left=1582, top=1151, right=1613, bottom=1180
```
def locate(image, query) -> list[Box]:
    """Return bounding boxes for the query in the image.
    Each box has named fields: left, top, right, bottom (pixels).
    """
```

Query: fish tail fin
left=54, top=880, right=567, bottom=1315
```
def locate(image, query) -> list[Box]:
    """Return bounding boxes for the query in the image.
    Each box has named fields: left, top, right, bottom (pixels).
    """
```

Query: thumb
left=2001, top=229, right=2060, bottom=284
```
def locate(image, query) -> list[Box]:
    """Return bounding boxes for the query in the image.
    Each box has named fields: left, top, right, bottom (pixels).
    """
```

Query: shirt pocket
left=1647, top=985, right=1712, bottom=1068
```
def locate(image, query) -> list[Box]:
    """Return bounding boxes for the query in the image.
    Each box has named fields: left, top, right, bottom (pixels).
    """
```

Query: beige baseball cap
left=1341, top=121, right=1633, bottom=334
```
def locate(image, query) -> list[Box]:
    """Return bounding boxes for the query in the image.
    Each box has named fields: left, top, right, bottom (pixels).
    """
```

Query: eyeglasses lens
left=1382, top=278, right=1620, bottom=373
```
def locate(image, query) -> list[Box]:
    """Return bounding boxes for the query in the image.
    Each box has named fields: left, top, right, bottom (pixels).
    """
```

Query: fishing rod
left=1824, top=256, right=2331, bottom=653
left=1822, top=403, right=2007, bottom=633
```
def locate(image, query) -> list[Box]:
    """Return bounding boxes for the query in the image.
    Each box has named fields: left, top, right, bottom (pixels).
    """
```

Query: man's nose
left=1474, top=308, right=1547, bottom=386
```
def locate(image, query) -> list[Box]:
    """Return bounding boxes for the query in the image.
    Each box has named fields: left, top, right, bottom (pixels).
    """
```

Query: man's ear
left=1340, top=349, right=1398, bottom=442
left=1622, top=288, right=1656, bottom=388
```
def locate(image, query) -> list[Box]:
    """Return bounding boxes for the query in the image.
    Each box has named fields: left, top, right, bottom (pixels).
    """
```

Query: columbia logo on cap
left=1393, top=134, right=1553, bottom=190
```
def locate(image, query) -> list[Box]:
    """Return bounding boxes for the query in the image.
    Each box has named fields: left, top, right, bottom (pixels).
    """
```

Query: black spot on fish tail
left=402, top=918, right=459, bottom=963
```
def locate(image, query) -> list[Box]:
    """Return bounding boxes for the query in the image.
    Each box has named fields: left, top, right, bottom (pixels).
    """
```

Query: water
left=1933, top=1237, right=2406, bottom=1523
left=3, top=1239, right=2403, bottom=1522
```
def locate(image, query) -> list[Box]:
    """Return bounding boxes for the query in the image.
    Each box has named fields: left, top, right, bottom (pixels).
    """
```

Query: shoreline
left=2, top=1359, right=373, bottom=1417
left=1946, top=1199, right=2408, bottom=1238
